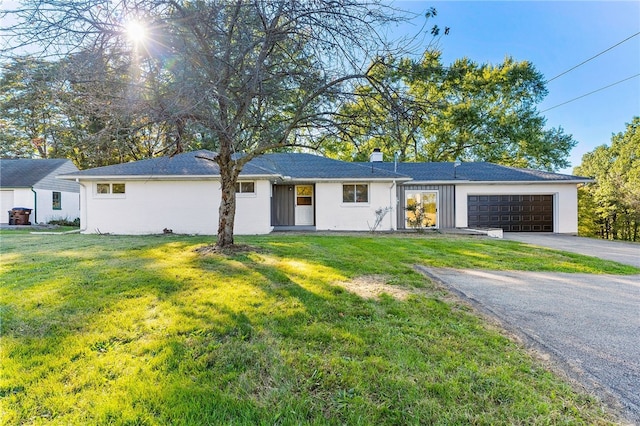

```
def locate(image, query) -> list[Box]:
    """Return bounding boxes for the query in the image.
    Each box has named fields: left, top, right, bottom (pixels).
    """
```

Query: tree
left=0, top=54, right=190, bottom=166
left=0, top=57, right=66, bottom=158
left=574, top=117, right=640, bottom=241
left=323, top=51, right=576, bottom=171
left=2, top=0, right=425, bottom=247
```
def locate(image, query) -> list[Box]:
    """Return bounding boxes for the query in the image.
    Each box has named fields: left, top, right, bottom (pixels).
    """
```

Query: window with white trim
left=52, top=191, right=61, bottom=210
left=95, top=183, right=126, bottom=196
left=234, top=181, right=255, bottom=194
left=342, top=184, right=368, bottom=203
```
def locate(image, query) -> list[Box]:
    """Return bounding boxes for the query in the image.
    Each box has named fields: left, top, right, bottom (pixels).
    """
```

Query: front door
left=294, top=185, right=314, bottom=226
left=271, top=185, right=295, bottom=226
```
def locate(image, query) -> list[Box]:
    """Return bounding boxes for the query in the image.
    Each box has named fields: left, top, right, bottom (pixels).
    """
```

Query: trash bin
left=11, top=207, right=32, bottom=225
left=8, top=210, right=14, bottom=225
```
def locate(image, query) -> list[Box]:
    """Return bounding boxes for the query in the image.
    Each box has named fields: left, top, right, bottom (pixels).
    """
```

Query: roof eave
left=58, top=174, right=278, bottom=181
left=457, top=179, right=594, bottom=184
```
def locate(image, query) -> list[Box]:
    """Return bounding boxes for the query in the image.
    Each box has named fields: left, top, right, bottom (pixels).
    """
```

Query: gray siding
left=271, top=184, right=295, bottom=226
left=397, top=184, right=455, bottom=229
left=33, top=161, right=80, bottom=193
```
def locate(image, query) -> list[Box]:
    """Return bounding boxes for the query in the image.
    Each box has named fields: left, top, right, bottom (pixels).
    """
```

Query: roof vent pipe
left=370, top=148, right=383, bottom=162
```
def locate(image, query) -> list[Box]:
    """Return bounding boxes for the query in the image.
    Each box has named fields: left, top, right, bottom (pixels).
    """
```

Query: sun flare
left=125, top=20, right=147, bottom=43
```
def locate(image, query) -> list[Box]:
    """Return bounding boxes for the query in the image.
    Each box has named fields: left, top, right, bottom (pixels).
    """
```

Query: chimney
left=369, top=148, right=383, bottom=162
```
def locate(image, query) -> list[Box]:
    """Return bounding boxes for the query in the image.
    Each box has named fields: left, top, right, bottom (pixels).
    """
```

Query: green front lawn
left=1, top=233, right=633, bottom=425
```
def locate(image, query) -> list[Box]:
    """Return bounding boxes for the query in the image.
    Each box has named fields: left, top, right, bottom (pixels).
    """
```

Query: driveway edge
left=414, top=265, right=635, bottom=425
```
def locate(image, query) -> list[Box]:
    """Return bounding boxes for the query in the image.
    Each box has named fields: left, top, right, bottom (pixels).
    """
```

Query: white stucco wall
left=454, top=183, right=579, bottom=234
left=34, top=188, right=80, bottom=224
left=79, top=179, right=272, bottom=235
left=315, top=181, right=397, bottom=231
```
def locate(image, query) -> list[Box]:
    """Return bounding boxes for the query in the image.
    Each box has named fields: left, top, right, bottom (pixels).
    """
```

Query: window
left=52, top=192, right=61, bottom=210
left=95, top=183, right=126, bottom=196
left=97, top=183, right=111, bottom=194
left=234, top=181, right=255, bottom=194
left=296, top=185, right=313, bottom=205
left=405, top=191, right=437, bottom=228
left=342, top=184, right=368, bottom=203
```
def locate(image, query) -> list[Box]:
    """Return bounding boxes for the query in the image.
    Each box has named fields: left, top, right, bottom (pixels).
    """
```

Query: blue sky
left=395, top=1, right=640, bottom=173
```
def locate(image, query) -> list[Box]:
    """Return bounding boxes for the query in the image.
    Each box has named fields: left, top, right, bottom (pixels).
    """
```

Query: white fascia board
left=457, top=179, right=594, bottom=185
left=293, top=177, right=412, bottom=183
left=57, top=174, right=276, bottom=181
left=406, top=179, right=593, bottom=185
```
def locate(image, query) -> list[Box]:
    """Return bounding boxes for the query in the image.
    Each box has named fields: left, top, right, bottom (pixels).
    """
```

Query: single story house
left=58, top=150, right=590, bottom=235
left=0, top=158, right=81, bottom=224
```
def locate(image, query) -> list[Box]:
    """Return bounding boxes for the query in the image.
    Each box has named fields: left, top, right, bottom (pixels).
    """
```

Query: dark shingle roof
left=364, top=161, right=591, bottom=182
left=252, top=153, right=410, bottom=180
left=58, top=150, right=276, bottom=177
left=1, top=158, right=73, bottom=187
left=57, top=150, right=589, bottom=183
left=60, top=150, right=410, bottom=180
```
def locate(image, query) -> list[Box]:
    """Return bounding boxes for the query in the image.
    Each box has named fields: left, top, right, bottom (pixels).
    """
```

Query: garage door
left=1, top=190, right=14, bottom=224
left=468, top=195, right=553, bottom=232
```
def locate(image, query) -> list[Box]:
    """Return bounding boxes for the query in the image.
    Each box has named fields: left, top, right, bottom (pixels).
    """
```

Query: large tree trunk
left=216, top=147, right=239, bottom=248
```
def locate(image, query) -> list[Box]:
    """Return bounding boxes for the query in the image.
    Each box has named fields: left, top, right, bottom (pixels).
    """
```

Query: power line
left=540, top=73, right=640, bottom=113
left=545, top=32, right=640, bottom=83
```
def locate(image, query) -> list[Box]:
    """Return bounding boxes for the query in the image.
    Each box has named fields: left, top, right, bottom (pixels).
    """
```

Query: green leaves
left=575, top=117, right=640, bottom=241
left=325, top=52, right=576, bottom=171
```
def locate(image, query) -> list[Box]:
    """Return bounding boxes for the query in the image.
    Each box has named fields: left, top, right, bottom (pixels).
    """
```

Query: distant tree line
left=575, top=117, right=639, bottom=241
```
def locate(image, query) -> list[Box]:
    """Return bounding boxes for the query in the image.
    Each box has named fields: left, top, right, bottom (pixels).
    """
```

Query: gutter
left=407, top=179, right=594, bottom=185
left=76, top=179, right=88, bottom=233
left=389, top=180, right=397, bottom=230
left=57, top=174, right=278, bottom=181
left=31, top=188, right=38, bottom=224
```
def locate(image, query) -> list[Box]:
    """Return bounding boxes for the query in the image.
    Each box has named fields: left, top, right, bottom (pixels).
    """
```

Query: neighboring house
left=0, top=159, right=81, bottom=225
left=58, top=149, right=590, bottom=235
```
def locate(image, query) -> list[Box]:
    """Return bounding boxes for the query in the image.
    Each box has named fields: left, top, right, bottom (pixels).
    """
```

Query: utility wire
left=540, top=73, right=640, bottom=113
left=545, top=32, right=640, bottom=83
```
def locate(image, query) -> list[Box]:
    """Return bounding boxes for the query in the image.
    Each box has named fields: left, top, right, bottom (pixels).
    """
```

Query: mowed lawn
left=1, top=231, right=636, bottom=425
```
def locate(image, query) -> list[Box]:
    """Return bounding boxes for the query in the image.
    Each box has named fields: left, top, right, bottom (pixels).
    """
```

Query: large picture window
left=405, top=191, right=438, bottom=228
left=342, top=184, right=368, bottom=203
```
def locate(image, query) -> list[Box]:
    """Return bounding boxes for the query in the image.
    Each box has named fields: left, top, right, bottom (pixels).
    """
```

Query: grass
left=1, top=232, right=635, bottom=425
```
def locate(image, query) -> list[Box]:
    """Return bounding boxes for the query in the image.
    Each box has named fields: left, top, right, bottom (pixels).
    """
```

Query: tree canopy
left=321, top=52, right=576, bottom=171
left=574, top=117, right=640, bottom=241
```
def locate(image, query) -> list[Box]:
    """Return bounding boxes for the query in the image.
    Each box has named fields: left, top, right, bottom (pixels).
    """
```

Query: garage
left=1, top=190, right=15, bottom=224
left=467, top=194, right=553, bottom=232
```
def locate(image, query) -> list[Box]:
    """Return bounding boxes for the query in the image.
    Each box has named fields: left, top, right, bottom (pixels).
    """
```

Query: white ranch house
left=58, top=150, right=590, bottom=235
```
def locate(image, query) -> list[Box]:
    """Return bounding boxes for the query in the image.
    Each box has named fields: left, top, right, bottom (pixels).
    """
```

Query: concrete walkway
left=503, top=233, right=640, bottom=268
left=419, top=266, right=640, bottom=424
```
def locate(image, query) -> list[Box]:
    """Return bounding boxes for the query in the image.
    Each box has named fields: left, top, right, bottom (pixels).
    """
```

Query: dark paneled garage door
left=468, top=195, right=553, bottom=232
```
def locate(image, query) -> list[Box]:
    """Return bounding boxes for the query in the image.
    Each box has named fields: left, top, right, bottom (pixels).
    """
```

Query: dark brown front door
left=467, top=195, right=553, bottom=232
left=271, top=185, right=295, bottom=226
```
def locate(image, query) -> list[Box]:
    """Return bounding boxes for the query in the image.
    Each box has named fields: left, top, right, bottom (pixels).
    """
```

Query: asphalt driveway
left=418, top=266, right=640, bottom=424
left=503, top=233, right=640, bottom=268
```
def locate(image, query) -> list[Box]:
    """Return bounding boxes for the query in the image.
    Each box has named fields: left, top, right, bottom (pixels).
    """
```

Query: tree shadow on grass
left=0, top=235, right=613, bottom=425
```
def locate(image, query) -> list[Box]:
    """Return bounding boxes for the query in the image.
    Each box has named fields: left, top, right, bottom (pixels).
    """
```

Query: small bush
left=47, top=217, right=80, bottom=227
